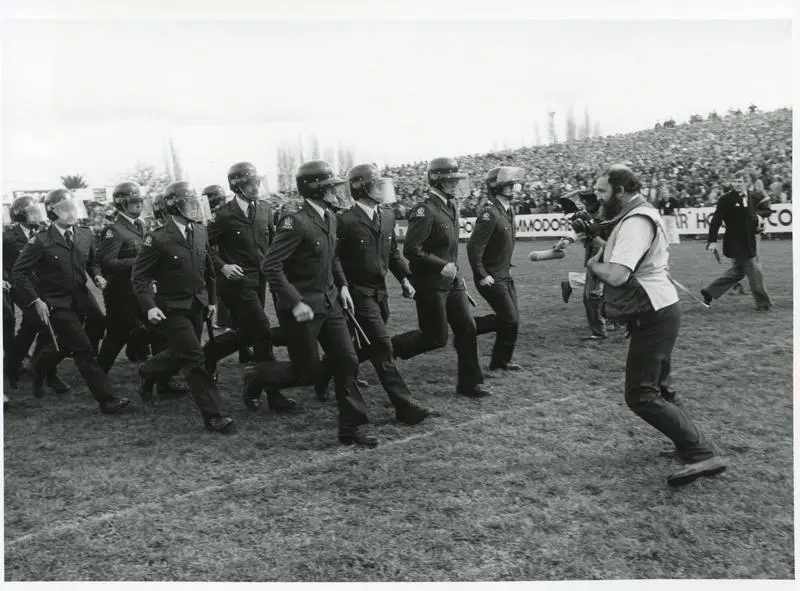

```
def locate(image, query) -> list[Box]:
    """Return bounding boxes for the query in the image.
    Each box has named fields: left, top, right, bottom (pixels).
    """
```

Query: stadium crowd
left=383, top=107, right=792, bottom=219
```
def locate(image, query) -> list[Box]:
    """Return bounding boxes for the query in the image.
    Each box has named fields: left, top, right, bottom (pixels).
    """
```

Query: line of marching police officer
left=4, top=157, right=525, bottom=446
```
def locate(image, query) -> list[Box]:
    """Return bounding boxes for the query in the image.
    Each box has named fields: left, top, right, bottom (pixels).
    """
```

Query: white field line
left=5, top=387, right=606, bottom=548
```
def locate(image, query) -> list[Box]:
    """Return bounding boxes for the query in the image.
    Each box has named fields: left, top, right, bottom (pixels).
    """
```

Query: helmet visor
left=23, top=202, right=47, bottom=225
left=177, top=194, right=211, bottom=224
left=346, top=177, right=396, bottom=205
left=51, top=197, right=87, bottom=222
left=440, top=176, right=471, bottom=200
left=236, top=175, right=269, bottom=201
left=496, top=166, right=526, bottom=186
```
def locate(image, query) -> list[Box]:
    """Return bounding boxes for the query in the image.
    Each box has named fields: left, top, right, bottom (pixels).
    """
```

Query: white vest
left=603, top=203, right=679, bottom=311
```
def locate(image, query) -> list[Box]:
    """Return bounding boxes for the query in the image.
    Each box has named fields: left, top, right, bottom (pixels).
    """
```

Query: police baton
left=461, top=278, right=477, bottom=307
left=45, top=318, right=60, bottom=353
left=344, top=308, right=371, bottom=347
left=205, top=313, right=216, bottom=346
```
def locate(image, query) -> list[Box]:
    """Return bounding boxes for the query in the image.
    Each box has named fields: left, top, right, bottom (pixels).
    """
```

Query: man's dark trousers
left=625, top=303, right=714, bottom=462
left=142, top=303, right=225, bottom=419
left=204, top=276, right=274, bottom=365
left=251, top=302, right=367, bottom=430
left=392, top=279, right=483, bottom=390
left=476, top=277, right=518, bottom=367
left=31, top=303, right=115, bottom=404
left=98, top=292, right=148, bottom=373
left=351, top=291, right=414, bottom=410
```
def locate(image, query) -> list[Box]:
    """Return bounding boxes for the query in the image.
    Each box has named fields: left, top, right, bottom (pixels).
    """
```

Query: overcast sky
left=1, top=1, right=794, bottom=194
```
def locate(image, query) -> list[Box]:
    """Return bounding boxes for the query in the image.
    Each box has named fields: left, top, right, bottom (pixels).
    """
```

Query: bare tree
left=533, top=122, right=541, bottom=146
left=309, top=133, right=321, bottom=159
left=579, top=106, right=591, bottom=139
left=167, top=138, right=186, bottom=181
left=547, top=110, right=558, bottom=144
left=592, top=121, right=601, bottom=137
left=565, top=107, right=577, bottom=142
left=60, top=174, right=88, bottom=190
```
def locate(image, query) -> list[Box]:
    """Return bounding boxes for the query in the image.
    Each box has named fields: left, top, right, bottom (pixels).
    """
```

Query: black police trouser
left=625, top=303, right=715, bottom=462
left=250, top=301, right=367, bottom=430
left=32, top=304, right=115, bottom=405
left=3, top=292, right=16, bottom=370
left=142, top=303, right=225, bottom=419
left=5, top=305, right=42, bottom=377
left=392, top=281, right=483, bottom=390
left=83, top=295, right=106, bottom=355
left=98, top=291, right=147, bottom=373
left=476, top=277, right=519, bottom=367
left=204, top=283, right=274, bottom=368
left=350, top=292, right=414, bottom=410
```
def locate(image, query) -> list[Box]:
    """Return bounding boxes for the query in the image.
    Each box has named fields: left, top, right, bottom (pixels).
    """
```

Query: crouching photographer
left=555, top=189, right=611, bottom=340
left=586, top=165, right=727, bottom=487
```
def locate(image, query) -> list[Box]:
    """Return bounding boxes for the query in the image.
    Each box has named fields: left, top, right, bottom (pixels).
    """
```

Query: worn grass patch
left=3, top=239, right=793, bottom=581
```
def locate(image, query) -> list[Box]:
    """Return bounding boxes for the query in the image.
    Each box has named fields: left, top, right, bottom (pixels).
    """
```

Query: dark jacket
left=707, top=190, right=762, bottom=259
left=262, top=200, right=346, bottom=313
left=97, top=215, right=146, bottom=296
left=403, top=191, right=462, bottom=291
left=12, top=224, right=101, bottom=310
left=336, top=203, right=410, bottom=299
left=466, top=197, right=516, bottom=283
left=207, top=198, right=274, bottom=290
left=131, top=218, right=216, bottom=313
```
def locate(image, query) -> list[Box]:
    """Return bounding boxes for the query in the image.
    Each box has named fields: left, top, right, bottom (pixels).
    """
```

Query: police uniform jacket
left=466, top=197, right=516, bottom=283
left=207, top=198, right=274, bottom=290
left=3, top=224, right=32, bottom=284
left=131, top=218, right=216, bottom=313
left=403, top=190, right=462, bottom=291
left=707, top=190, right=764, bottom=260
left=97, top=215, right=146, bottom=296
left=262, top=200, right=346, bottom=314
left=336, top=203, right=410, bottom=299
left=12, top=224, right=101, bottom=310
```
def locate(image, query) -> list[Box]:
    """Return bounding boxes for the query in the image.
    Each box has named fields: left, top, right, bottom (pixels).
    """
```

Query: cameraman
left=556, top=190, right=609, bottom=340
left=587, top=165, right=726, bottom=487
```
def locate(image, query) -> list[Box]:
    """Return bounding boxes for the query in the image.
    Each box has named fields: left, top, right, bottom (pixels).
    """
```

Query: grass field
left=3, top=238, right=794, bottom=582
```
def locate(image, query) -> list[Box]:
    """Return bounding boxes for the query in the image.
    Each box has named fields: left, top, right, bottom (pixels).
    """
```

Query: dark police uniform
left=250, top=200, right=368, bottom=435
left=3, top=224, right=45, bottom=384
left=204, top=197, right=275, bottom=371
left=703, top=189, right=772, bottom=308
left=336, top=202, right=417, bottom=411
left=392, top=190, right=485, bottom=393
left=131, top=218, right=226, bottom=421
left=466, top=197, right=520, bottom=369
left=96, top=214, right=148, bottom=372
left=11, top=224, right=120, bottom=408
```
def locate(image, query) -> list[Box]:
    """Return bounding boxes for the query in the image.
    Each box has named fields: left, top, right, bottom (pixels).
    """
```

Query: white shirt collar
left=171, top=216, right=191, bottom=238
left=235, top=195, right=251, bottom=216
left=356, top=200, right=377, bottom=220
left=306, top=199, right=326, bottom=220
left=430, top=188, right=450, bottom=206
left=119, top=212, right=140, bottom=226
left=53, top=224, right=71, bottom=237
left=18, top=224, right=31, bottom=239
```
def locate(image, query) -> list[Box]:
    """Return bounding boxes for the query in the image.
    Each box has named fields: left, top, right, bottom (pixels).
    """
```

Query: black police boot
left=267, top=390, right=297, bottom=412
left=561, top=280, right=573, bottom=303
left=46, top=372, right=70, bottom=393
left=456, top=384, right=492, bottom=398
left=99, top=397, right=131, bottom=415
left=338, top=424, right=378, bottom=447
left=31, top=365, right=46, bottom=398
left=395, top=404, right=430, bottom=425
left=242, top=366, right=263, bottom=411
left=205, top=416, right=234, bottom=433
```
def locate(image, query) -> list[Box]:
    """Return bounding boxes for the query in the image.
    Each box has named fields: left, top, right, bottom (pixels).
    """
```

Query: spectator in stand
left=658, top=186, right=681, bottom=245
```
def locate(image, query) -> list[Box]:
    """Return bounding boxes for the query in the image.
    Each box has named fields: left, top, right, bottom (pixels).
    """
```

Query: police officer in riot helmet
left=467, top=166, right=523, bottom=371
left=249, top=159, right=376, bottom=446
left=12, top=189, right=130, bottom=413
left=3, top=195, right=69, bottom=392
left=392, top=157, right=492, bottom=398
left=132, top=181, right=233, bottom=433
